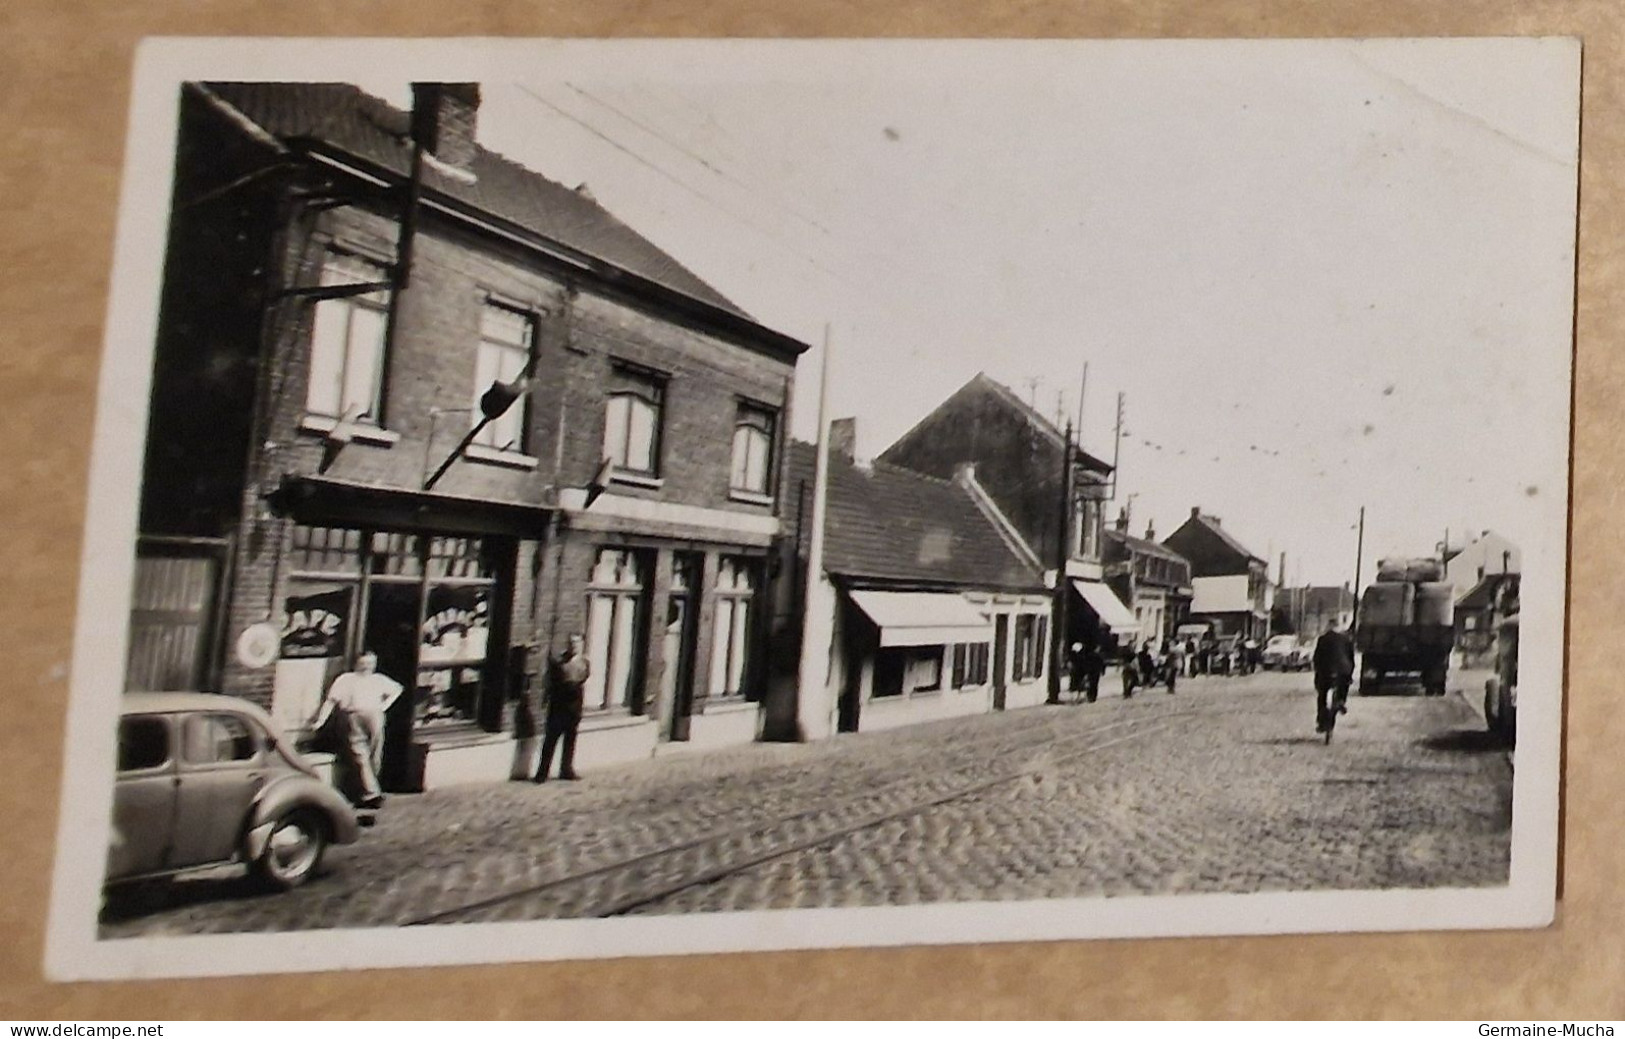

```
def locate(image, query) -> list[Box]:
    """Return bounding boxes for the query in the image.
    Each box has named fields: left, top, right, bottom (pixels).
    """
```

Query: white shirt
left=325, top=671, right=403, bottom=721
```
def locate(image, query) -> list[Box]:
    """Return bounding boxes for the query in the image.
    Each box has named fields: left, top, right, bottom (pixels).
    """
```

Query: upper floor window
left=730, top=403, right=777, bottom=496
left=603, top=365, right=665, bottom=478
left=308, top=251, right=390, bottom=424
left=1073, top=497, right=1102, bottom=560
left=473, top=303, right=535, bottom=453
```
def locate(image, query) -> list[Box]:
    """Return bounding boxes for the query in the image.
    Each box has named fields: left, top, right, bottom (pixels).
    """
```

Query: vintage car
left=1483, top=612, right=1518, bottom=746
left=1261, top=634, right=1310, bottom=671
left=108, top=693, right=360, bottom=891
left=1291, top=637, right=1316, bottom=671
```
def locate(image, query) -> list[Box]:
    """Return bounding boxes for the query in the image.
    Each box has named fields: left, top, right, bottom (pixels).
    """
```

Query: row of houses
left=124, top=79, right=1291, bottom=789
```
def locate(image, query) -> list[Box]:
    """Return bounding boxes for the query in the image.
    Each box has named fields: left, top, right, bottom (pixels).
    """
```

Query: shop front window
left=270, top=524, right=505, bottom=740
left=874, top=646, right=946, bottom=698
left=709, top=556, right=757, bottom=699
left=584, top=548, right=647, bottom=712
left=416, top=583, right=492, bottom=726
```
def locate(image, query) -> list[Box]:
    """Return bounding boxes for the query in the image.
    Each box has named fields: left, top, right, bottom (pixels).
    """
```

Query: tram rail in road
left=405, top=704, right=1196, bottom=925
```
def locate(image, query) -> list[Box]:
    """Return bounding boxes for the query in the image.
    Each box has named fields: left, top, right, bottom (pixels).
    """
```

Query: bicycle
left=1318, top=677, right=1350, bottom=743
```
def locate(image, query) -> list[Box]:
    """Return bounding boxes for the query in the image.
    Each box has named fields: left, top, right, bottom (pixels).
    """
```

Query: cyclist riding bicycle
left=1313, top=616, right=1356, bottom=736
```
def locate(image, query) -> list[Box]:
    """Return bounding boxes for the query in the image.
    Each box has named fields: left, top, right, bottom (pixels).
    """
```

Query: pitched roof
left=1169, top=510, right=1264, bottom=565
left=784, top=441, right=1042, bottom=592
left=933, top=373, right=1114, bottom=474
left=1104, top=528, right=1189, bottom=565
left=197, top=82, right=749, bottom=319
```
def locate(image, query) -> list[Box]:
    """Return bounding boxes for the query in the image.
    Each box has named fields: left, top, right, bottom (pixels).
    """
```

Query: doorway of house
left=662, top=553, right=700, bottom=741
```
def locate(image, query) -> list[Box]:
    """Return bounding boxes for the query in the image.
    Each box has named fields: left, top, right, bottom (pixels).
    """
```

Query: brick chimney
left=1145, top=520, right=1156, bottom=541
left=828, top=418, right=857, bottom=463
left=411, top=83, right=480, bottom=170
left=1115, top=507, right=1129, bottom=534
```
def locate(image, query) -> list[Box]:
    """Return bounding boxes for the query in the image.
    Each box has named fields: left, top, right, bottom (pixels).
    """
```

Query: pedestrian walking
left=1081, top=640, right=1105, bottom=703
left=534, top=633, right=590, bottom=783
left=310, top=650, right=402, bottom=810
left=1166, top=639, right=1186, bottom=691
left=1313, top=617, right=1357, bottom=734
left=1136, top=642, right=1157, bottom=697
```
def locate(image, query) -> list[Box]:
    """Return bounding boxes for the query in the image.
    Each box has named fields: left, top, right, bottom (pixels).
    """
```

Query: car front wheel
left=253, top=809, right=329, bottom=891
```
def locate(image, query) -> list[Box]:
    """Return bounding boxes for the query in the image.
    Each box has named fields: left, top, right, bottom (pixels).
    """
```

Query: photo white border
left=46, top=36, right=1573, bottom=981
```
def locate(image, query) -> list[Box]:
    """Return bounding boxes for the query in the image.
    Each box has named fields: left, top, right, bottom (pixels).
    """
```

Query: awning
left=1071, top=579, right=1140, bottom=635
left=848, top=591, right=993, bottom=648
left=1176, top=623, right=1211, bottom=638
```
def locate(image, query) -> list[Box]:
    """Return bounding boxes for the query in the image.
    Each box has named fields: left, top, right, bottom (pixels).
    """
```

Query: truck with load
left=1355, top=556, right=1454, bottom=696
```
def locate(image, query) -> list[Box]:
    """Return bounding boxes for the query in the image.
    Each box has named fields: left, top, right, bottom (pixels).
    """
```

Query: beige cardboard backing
left=0, top=1, right=1615, bottom=1020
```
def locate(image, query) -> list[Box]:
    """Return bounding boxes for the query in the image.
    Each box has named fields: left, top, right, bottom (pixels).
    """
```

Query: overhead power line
left=512, top=84, right=855, bottom=288
left=567, top=84, right=838, bottom=239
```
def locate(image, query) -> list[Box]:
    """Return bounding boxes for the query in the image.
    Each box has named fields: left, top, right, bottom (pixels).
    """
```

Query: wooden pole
left=795, top=325, right=837, bottom=740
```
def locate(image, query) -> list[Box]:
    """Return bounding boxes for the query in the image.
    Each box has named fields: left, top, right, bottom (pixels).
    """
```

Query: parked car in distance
left=1289, top=637, right=1315, bottom=671
left=1262, top=634, right=1310, bottom=671
left=1484, top=612, right=1518, bottom=746
left=108, top=693, right=360, bottom=892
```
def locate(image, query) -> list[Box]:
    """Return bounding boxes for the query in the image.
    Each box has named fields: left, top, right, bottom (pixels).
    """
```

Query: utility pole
left=1352, top=506, right=1366, bottom=630
left=1048, top=419, right=1075, bottom=705
left=1110, top=392, right=1125, bottom=500
left=1075, top=362, right=1089, bottom=438
left=796, top=325, right=837, bottom=740
left=1278, top=551, right=1287, bottom=635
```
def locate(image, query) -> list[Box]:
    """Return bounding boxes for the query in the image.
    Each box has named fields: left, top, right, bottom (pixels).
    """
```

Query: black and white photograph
left=48, top=36, right=1575, bottom=979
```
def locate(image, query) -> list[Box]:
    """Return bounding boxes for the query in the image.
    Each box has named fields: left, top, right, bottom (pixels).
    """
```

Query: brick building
left=1103, top=516, right=1193, bottom=648
left=875, top=374, right=1132, bottom=673
left=770, top=434, right=1050, bottom=735
left=126, top=82, right=809, bottom=789
left=1161, top=507, right=1270, bottom=641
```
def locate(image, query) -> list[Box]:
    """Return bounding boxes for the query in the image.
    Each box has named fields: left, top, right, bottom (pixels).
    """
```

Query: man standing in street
left=1313, top=616, right=1357, bottom=734
left=311, top=650, right=402, bottom=810
left=534, top=633, right=590, bottom=783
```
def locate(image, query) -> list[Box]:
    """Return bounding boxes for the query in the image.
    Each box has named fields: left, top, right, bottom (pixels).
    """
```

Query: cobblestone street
left=100, top=668, right=1512, bottom=938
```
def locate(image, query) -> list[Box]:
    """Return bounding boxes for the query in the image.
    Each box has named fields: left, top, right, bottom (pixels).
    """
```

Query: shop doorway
left=365, top=581, right=420, bottom=792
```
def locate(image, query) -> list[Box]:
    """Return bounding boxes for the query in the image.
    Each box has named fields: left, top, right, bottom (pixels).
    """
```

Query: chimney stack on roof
left=1145, top=520, right=1156, bottom=541
left=411, top=83, right=480, bottom=171
left=829, top=417, right=857, bottom=463
left=1115, top=508, right=1129, bottom=534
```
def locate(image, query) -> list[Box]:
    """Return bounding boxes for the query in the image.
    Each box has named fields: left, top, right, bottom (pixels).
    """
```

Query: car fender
left=243, top=775, right=360, bottom=860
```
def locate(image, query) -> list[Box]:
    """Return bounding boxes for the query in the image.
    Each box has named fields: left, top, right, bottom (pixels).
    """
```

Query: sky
left=357, top=38, right=1577, bottom=586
